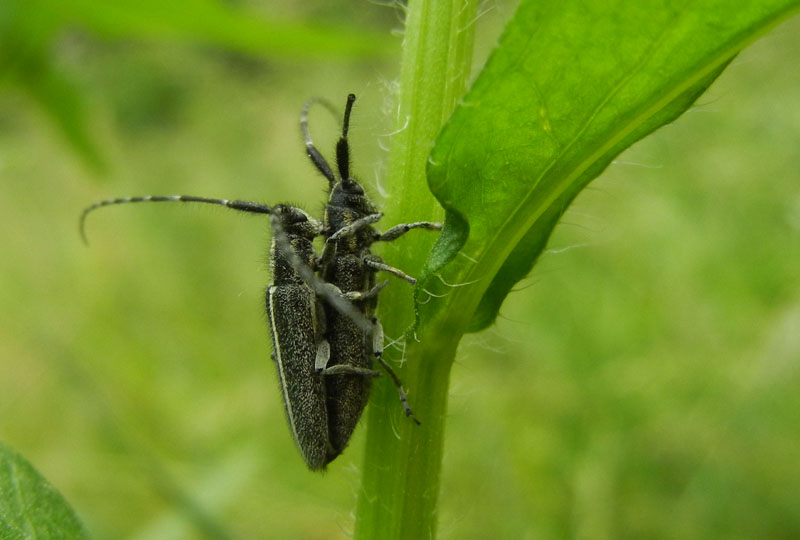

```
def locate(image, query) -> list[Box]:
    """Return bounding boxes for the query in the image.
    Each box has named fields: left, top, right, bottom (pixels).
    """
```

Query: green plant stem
left=354, top=0, right=477, bottom=538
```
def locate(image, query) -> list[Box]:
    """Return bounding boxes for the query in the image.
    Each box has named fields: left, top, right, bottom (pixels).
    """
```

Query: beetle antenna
left=301, top=97, right=338, bottom=186
left=79, top=195, right=271, bottom=245
left=336, top=94, right=356, bottom=184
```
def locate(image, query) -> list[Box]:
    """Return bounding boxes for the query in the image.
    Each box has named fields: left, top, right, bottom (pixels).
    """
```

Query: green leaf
left=424, top=0, right=800, bottom=333
left=0, top=442, right=88, bottom=539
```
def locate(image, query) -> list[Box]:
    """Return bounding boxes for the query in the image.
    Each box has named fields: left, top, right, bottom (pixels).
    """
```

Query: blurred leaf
left=15, top=58, right=106, bottom=170
left=0, top=0, right=104, bottom=169
left=0, top=0, right=394, bottom=169
left=68, top=0, right=394, bottom=58
left=423, top=0, right=800, bottom=332
left=0, top=442, right=88, bottom=539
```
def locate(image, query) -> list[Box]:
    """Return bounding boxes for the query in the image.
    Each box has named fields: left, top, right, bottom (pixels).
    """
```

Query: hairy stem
left=354, top=0, right=477, bottom=538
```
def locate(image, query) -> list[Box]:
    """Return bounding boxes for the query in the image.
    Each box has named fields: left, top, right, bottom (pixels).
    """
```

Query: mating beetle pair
left=81, top=94, right=441, bottom=470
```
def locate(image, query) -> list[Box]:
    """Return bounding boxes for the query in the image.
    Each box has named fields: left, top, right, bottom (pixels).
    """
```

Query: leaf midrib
left=433, top=6, right=794, bottom=334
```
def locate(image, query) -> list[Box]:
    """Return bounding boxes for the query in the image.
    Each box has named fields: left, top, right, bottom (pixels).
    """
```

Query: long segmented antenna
left=78, top=193, right=374, bottom=333
left=336, top=94, right=356, bottom=184
left=79, top=195, right=272, bottom=245
left=302, top=94, right=358, bottom=188
left=301, top=97, right=339, bottom=186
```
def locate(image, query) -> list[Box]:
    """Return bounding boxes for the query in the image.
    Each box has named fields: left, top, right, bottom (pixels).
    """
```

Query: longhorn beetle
left=80, top=94, right=442, bottom=469
left=302, top=94, right=442, bottom=451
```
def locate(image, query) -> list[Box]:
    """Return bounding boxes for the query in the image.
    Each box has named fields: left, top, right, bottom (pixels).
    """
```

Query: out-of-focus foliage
left=0, top=0, right=394, bottom=169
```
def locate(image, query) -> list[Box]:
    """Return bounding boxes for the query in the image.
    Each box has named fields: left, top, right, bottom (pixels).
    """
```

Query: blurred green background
left=1, top=1, right=799, bottom=538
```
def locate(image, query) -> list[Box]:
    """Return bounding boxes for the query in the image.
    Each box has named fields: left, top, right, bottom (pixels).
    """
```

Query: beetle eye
left=343, top=179, right=363, bottom=195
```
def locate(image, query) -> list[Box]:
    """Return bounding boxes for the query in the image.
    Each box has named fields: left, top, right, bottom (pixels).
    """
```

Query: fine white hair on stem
left=545, top=242, right=596, bottom=255
left=416, top=286, right=452, bottom=306
left=382, top=336, right=408, bottom=368
left=611, top=159, right=664, bottom=169
left=383, top=333, right=406, bottom=355
left=458, top=251, right=478, bottom=264
left=434, top=273, right=481, bottom=288
left=379, top=115, right=410, bottom=138
left=416, top=293, right=432, bottom=305
left=374, top=162, right=389, bottom=198
left=389, top=414, right=402, bottom=440
left=456, top=0, right=496, bottom=33
left=420, top=287, right=450, bottom=299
